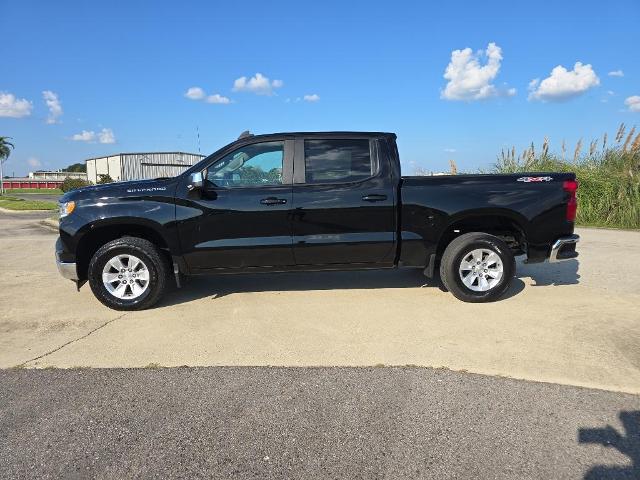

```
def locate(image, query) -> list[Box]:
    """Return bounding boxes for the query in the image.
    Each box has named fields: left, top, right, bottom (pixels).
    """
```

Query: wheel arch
left=435, top=209, right=528, bottom=260
left=75, top=218, right=172, bottom=281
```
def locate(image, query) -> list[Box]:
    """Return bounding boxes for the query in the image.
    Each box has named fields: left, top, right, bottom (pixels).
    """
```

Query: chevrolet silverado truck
left=55, top=131, right=579, bottom=310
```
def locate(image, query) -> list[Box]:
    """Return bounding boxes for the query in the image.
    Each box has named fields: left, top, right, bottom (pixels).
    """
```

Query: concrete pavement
left=1, top=210, right=639, bottom=393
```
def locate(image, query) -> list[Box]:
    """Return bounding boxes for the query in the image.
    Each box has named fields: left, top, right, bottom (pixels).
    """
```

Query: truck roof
left=188, top=131, right=398, bottom=172
left=236, top=131, right=396, bottom=140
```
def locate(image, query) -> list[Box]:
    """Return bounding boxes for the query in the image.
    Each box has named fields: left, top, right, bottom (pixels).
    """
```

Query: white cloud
left=185, top=87, right=231, bottom=104
left=185, top=87, right=205, bottom=100
left=303, top=94, right=320, bottom=102
left=0, top=92, right=33, bottom=118
left=608, top=70, right=624, bottom=77
left=625, top=96, right=640, bottom=113
left=528, top=62, right=600, bottom=101
left=71, top=130, right=96, bottom=142
left=444, top=148, right=457, bottom=153
left=42, top=90, right=62, bottom=124
left=441, top=43, right=513, bottom=101
left=206, top=94, right=231, bottom=104
left=27, top=157, right=41, bottom=168
left=98, top=128, right=115, bottom=144
left=71, top=127, right=116, bottom=143
left=233, top=73, right=283, bottom=96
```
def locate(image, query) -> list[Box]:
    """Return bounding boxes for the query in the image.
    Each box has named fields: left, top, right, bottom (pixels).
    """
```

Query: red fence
left=1, top=179, right=63, bottom=189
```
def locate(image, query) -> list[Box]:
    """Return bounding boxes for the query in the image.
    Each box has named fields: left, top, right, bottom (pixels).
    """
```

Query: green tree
left=267, top=167, right=283, bottom=183
left=63, top=162, right=87, bottom=173
left=238, top=165, right=264, bottom=185
left=0, top=136, right=15, bottom=195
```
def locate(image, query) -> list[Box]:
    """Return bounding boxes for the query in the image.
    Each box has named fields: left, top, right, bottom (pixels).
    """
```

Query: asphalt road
left=1, top=367, right=639, bottom=480
left=0, top=209, right=54, bottom=238
left=12, top=193, right=61, bottom=203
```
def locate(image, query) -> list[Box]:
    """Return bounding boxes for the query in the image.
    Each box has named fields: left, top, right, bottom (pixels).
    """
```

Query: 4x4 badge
left=517, top=176, right=553, bottom=183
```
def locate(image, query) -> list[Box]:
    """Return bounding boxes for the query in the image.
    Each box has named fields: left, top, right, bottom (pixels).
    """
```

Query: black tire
left=439, top=232, right=515, bottom=303
left=88, top=237, right=168, bottom=311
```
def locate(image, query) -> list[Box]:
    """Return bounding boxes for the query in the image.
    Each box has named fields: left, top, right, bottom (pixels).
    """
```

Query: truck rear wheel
left=440, top=232, right=515, bottom=303
left=88, top=237, right=168, bottom=311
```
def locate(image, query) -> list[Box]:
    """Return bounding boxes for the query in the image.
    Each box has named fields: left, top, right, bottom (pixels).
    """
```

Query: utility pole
left=197, top=126, right=201, bottom=154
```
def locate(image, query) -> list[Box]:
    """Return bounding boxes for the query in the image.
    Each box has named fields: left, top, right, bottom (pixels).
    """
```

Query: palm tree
left=0, top=136, right=15, bottom=195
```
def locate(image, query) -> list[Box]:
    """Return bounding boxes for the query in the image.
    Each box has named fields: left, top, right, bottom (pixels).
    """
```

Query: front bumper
left=55, top=237, right=78, bottom=280
left=549, top=234, right=580, bottom=263
left=56, top=252, right=78, bottom=280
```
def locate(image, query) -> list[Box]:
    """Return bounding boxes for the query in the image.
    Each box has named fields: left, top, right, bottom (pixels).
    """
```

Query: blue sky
left=1, top=0, right=639, bottom=176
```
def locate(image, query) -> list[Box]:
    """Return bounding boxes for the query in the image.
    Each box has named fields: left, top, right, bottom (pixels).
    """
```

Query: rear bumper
left=549, top=234, right=580, bottom=263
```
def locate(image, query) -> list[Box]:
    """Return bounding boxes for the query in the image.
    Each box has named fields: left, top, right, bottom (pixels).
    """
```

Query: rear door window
left=304, top=139, right=373, bottom=184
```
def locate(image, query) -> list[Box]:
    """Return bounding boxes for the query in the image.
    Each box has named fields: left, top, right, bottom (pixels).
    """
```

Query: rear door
left=291, top=136, right=396, bottom=266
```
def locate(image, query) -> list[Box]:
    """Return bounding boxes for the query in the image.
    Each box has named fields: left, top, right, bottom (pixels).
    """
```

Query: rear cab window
left=304, top=139, right=373, bottom=184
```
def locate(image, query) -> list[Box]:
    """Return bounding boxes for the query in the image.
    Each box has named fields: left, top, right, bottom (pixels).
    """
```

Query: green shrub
left=97, top=174, right=114, bottom=184
left=495, top=124, right=640, bottom=229
left=60, top=177, right=92, bottom=193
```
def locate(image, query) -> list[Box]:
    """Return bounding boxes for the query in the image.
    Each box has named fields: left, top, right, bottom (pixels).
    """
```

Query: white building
left=85, top=152, right=204, bottom=184
left=29, top=170, right=88, bottom=181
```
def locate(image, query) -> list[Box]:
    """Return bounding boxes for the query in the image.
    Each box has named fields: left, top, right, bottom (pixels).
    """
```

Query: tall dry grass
left=495, top=124, right=640, bottom=229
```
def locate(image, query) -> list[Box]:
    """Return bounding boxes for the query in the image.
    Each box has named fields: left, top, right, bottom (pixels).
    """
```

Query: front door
left=177, top=139, right=294, bottom=271
left=291, top=137, right=396, bottom=266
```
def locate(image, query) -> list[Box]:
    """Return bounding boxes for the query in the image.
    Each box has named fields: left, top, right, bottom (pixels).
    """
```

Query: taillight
left=563, top=179, right=578, bottom=222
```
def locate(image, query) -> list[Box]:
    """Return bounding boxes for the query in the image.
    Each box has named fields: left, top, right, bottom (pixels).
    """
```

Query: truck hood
left=60, top=178, right=175, bottom=203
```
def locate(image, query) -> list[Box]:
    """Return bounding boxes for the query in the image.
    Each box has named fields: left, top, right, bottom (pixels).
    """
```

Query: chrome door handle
left=260, top=197, right=287, bottom=205
left=362, top=194, right=387, bottom=202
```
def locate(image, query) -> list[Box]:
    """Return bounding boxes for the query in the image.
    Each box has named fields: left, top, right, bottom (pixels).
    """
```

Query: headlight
left=59, top=201, right=76, bottom=218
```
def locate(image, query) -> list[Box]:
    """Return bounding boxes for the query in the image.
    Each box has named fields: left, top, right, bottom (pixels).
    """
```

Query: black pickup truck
left=56, top=131, right=579, bottom=310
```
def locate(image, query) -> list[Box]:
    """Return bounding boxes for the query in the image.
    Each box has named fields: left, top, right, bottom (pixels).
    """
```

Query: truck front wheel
left=88, top=237, right=168, bottom=311
left=440, top=232, right=515, bottom=303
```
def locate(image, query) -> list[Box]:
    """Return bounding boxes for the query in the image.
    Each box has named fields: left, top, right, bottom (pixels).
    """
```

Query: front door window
left=206, top=141, right=284, bottom=188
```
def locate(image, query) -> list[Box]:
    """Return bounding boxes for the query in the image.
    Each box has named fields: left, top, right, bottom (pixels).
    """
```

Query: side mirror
left=187, top=171, right=204, bottom=191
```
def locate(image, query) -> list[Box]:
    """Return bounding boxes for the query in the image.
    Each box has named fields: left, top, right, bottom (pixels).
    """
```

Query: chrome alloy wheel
left=102, top=254, right=150, bottom=299
left=458, top=248, right=504, bottom=292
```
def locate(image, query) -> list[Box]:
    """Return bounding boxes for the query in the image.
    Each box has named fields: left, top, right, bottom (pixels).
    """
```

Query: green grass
left=5, top=188, right=63, bottom=195
left=0, top=195, right=58, bottom=211
left=494, top=126, right=640, bottom=230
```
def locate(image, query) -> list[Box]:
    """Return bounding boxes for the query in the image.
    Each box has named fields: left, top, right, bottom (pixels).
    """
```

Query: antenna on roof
left=196, top=125, right=201, bottom=154
left=238, top=130, right=253, bottom=140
